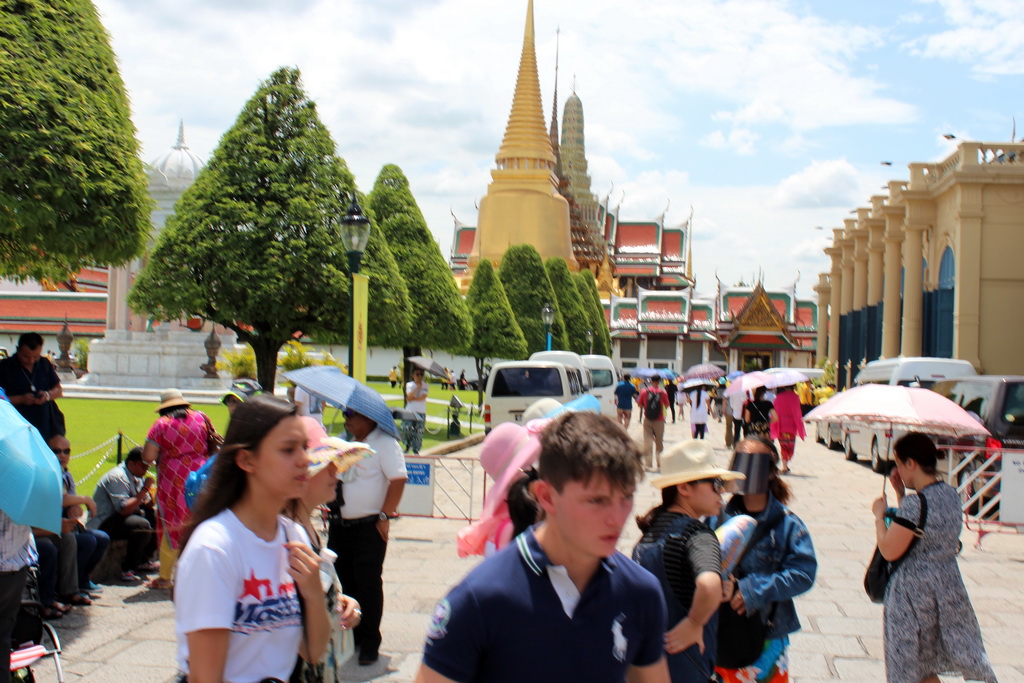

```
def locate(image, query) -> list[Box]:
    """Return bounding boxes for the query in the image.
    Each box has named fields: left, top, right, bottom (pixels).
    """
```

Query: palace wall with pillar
left=819, top=141, right=1024, bottom=381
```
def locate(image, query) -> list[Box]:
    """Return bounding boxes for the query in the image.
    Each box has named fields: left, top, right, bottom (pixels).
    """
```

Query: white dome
left=147, top=121, right=204, bottom=190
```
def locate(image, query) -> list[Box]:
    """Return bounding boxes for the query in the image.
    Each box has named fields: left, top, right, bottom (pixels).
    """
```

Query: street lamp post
left=586, top=329, right=594, bottom=354
left=541, top=302, right=555, bottom=351
left=340, top=197, right=371, bottom=376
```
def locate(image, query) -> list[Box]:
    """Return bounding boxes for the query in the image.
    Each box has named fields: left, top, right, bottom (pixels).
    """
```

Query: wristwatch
left=378, top=511, right=399, bottom=521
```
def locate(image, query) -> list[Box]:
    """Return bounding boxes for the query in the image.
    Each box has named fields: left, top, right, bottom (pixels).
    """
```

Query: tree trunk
left=250, top=336, right=284, bottom=393
left=475, top=357, right=486, bottom=408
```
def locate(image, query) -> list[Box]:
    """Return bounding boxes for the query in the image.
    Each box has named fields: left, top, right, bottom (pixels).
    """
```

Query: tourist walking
left=638, top=376, right=671, bottom=470
left=389, top=365, right=399, bottom=388
left=715, top=437, right=816, bottom=682
left=872, top=432, right=997, bottom=683
left=142, top=389, right=219, bottom=590
left=174, top=395, right=330, bottom=683
left=742, top=387, right=775, bottom=439
left=726, top=386, right=745, bottom=448
left=403, top=367, right=429, bottom=454
left=665, top=377, right=678, bottom=423
left=769, top=386, right=804, bottom=474
left=290, top=417, right=366, bottom=681
left=687, top=386, right=711, bottom=440
left=327, top=407, right=407, bottom=666
left=633, top=440, right=745, bottom=682
left=417, top=412, right=670, bottom=682
left=614, top=373, right=640, bottom=428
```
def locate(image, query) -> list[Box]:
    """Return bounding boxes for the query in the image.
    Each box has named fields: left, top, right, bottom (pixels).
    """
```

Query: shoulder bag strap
left=730, top=507, right=787, bottom=578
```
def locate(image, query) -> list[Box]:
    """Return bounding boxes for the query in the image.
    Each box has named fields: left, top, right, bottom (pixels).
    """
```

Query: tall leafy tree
left=545, top=258, right=591, bottom=356
left=576, top=269, right=612, bottom=356
left=465, top=260, right=528, bottom=405
left=130, top=67, right=359, bottom=389
left=0, top=0, right=151, bottom=280
left=498, top=244, right=569, bottom=354
left=368, top=164, right=471, bottom=365
left=355, top=221, right=411, bottom=349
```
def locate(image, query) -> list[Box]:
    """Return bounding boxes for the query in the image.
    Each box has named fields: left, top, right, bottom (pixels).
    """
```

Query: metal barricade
left=939, top=444, right=1024, bottom=548
left=398, top=454, right=484, bottom=522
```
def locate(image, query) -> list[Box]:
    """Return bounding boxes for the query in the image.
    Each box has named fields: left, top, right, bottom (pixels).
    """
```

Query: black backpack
left=644, top=389, right=662, bottom=420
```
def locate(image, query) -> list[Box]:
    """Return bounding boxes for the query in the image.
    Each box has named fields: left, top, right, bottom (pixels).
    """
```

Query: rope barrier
left=68, top=435, right=118, bottom=461
left=74, top=442, right=116, bottom=487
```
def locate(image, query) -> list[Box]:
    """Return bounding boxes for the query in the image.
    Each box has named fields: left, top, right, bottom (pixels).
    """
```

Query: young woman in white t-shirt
left=174, top=395, right=330, bottom=683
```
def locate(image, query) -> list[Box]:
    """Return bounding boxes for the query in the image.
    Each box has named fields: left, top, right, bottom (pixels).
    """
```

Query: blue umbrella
left=0, top=400, right=62, bottom=533
left=727, top=370, right=745, bottom=380
left=545, top=394, right=602, bottom=417
left=284, top=366, right=400, bottom=440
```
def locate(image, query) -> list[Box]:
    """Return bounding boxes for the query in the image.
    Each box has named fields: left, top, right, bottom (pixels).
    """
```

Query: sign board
left=1001, top=451, right=1024, bottom=525
left=398, top=457, right=435, bottom=517
left=351, top=273, right=369, bottom=383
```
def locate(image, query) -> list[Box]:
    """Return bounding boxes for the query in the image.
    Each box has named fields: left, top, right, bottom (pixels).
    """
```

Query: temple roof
left=148, top=121, right=204, bottom=189
left=495, top=0, right=555, bottom=167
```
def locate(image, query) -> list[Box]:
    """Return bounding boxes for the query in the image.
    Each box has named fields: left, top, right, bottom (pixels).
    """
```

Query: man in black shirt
left=0, top=333, right=64, bottom=439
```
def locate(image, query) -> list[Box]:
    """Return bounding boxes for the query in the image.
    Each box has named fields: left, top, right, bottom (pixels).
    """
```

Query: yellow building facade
left=817, top=141, right=1024, bottom=384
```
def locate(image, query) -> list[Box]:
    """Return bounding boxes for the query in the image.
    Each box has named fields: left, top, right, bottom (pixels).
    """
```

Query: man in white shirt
left=403, top=368, right=429, bottom=454
left=327, top=408, right=407, bottom=666
left=727, top=389, right=746, bottom=448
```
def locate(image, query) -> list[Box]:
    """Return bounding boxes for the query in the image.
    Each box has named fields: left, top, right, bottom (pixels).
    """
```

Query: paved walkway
left=32, top=414, right=1024, bottom=682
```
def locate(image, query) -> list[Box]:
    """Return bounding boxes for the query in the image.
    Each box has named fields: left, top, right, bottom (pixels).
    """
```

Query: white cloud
left=771, top=159, right=863, bottom=209
left=701, top=129, right=759, bottom=155
left=907, top=0, right=1024, bottom=75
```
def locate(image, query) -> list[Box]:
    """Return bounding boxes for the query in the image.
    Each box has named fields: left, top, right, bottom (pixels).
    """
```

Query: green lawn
left=61, top=393, right=477, bottom=495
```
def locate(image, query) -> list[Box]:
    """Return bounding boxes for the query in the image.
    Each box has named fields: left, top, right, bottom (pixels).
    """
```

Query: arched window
left=938, top=247, right=955, bottom=290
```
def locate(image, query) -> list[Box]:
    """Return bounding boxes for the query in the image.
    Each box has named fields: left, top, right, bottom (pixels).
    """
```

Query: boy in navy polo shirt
left=416, top=412, right=670, bottom=683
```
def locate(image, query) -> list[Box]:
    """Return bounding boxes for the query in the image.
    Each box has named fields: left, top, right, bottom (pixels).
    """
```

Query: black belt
left=337, top=514, right=379, bottom=527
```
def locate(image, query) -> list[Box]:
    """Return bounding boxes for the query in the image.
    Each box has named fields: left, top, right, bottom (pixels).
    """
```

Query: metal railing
left=939, top=444, right=1023, bottom=548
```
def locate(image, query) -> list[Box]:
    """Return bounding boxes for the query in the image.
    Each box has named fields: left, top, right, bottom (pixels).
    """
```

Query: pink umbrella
left=724, top=371, right=771, bottom=397
left=804, top=384, right=989, bottom=439
left=684, top=362, right=726, bottom=381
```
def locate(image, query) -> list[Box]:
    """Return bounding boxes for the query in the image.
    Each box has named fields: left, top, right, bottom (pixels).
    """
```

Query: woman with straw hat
left=141, top=389, right=219, bottom=589
left=633, top=439, right=745, bottom=682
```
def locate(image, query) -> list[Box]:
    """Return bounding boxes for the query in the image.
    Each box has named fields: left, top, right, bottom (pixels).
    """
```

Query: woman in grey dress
left=871, top=432, right=997, bottom=683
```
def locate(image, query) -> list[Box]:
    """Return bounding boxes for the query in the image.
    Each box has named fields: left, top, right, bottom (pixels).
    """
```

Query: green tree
left=0, top=0, right=151, bottom=280
left=576, top=269, right=612, bottom=356
left=545, top=258, right=591, bottom=355
left=368, top=164, right=471, bottom=365
left=498, top=244, right=569, bottom=354
left=130, top=67, right=356, bottom=390
left=465, top=260, right=528, bottom=404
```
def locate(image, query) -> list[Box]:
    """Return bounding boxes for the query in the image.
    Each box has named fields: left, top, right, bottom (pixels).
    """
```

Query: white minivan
left=529, top=351, right=594, bottom=392
left=484, top=361, right=586, bottom=430
left=582, top=354, right=618, bottom=417
left=829, top=357, right=978, bottom=471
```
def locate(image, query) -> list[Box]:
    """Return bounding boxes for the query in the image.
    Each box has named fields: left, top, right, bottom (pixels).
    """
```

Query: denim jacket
left=713, top=494, right=817, bottom=640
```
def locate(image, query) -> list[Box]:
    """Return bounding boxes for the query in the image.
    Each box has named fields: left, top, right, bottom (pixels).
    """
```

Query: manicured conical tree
left=545, top=258, right=591, bottom=356
left=576, top=269, right=612, bottom=356
left=465, top=260, right=528, bottom=405
left=131, top=67, right=366, bottom=389
left=359, top=216, right=411, bottom=349
left=0, top=0, right=151, bottom=280
left=498, top=244, right=569, bottom=354
left=368, top=164, right=471, bottom=368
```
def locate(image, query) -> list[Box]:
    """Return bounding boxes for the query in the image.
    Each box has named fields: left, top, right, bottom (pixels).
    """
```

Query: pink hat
left=479, top=420, right=546, bottom=518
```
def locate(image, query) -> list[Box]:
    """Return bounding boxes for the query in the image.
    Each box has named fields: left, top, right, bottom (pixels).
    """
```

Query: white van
left=484, top=361, right=586, bottom=430
left=839, top=357, right=978, bottom=471
left=529, top=351, right=594, bottom=392
left=582, top=354, right=618, bottom=417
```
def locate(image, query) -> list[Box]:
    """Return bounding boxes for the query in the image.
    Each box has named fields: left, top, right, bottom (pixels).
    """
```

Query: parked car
left=581, top=354, right=618, bottom=418
left=483, top=361, right=586, bottom=431
left=818, top=357, right=978, bottom=472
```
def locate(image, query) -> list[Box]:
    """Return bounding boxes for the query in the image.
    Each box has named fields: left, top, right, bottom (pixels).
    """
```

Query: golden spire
left=686, top=209, right=694, bottom=282
left=496, top=0, right=556, bottom=167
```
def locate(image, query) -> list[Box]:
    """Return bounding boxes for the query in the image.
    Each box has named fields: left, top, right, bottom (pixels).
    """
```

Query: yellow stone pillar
left=826, top=242, right=843, bottom=365
left=866, top=199, right=886, bottom=307
left=900, top=224, right=925, bottom=357
left=851, top=217, right=869, bottom=313
left=814, top=273, right=831, bottom=364
left=881, top=183, right=906, bottom=358
left=839, top=232, right=855, bottom=318
left=954, top=181, right=983, bottom=370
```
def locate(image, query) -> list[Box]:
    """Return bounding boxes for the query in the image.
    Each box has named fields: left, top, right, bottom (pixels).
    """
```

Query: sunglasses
left=51, top=448, right=72, bottom=455
left=343, top=409, right=356, bottom=419
left=693, top=477, right=726, bottom=492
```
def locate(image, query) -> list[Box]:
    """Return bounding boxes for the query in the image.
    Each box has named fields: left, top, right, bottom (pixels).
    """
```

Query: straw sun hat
left=155, top=389, right=190, bottom=412
left=649, top=439, right=745, bottom=490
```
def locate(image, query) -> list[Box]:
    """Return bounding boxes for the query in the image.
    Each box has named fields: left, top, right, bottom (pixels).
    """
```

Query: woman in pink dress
left=769, top=385, right=805, bottom=474
left=141, top=389, right=218, bottom=589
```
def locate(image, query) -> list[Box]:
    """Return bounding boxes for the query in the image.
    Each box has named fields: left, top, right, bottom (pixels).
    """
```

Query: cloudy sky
left=93, top=0, right=1024, bottom=298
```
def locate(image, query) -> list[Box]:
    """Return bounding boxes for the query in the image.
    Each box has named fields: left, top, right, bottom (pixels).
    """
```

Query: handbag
left=716, top=507, right=786, bottom=669
left=864, top=492, right=927, bottom=603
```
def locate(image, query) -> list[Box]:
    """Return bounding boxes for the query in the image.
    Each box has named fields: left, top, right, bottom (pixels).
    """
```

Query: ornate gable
left=727, top=283, right=798, bottom=348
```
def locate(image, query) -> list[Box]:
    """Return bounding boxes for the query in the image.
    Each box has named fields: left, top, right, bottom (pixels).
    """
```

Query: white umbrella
left=724, top=371, right=771, bottom=397
left=762, top=369, right=810, bottom=389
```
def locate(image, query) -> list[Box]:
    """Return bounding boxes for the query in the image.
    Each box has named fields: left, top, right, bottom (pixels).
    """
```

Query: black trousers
left=327, top=519, right=388, bottom=657
left=1, top=567, right=29, bottom=683
left=733, top=419, right=744, bottom=445
left=100, top=508, right=157, bottom=572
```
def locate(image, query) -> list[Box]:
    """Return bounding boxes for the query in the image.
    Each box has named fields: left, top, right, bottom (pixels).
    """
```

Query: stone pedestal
left=82, top=329, right=237, bottom=389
